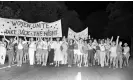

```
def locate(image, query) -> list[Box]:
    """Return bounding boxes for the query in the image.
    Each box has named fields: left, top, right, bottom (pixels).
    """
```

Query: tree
left=105, top=1, right=133, bottom=40
left=106, top=1, right=133, bottom=21
left=0, top=2, right=21, bottom=18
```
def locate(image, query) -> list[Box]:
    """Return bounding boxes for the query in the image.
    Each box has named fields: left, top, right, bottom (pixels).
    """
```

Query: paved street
left=0, top=59, right=133, bottom=80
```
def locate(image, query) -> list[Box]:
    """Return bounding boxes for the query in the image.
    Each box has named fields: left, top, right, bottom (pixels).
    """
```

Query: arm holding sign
left=109, top=36, right=113, bottom=44
left=3, top=33, right=10, bottom=43
left=116, top=36, right=119, bottom=46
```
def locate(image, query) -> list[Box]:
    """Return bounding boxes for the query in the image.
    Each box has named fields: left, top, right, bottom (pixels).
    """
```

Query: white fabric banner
left=68, top=28, right=76, bottom=39
left=68, top=27, right=88, bottom=40
left=0, top=17, right=62, bottom=37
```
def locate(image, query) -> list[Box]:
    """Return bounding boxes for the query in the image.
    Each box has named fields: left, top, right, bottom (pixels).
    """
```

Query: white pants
left=0, top=53, right=6, bottom=64
left=100, top=51, right=105, bottom=67
left=0, top=47, right=6, bottom=65
left=29, top=48, right=35, bottom=65
left=61, top=50, right=67, bottom=64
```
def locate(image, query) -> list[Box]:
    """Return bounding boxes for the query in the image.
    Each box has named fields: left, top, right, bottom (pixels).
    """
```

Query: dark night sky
left=1, top=1, right=133, bottom=41
left=66, top=1, right=110, bottom=20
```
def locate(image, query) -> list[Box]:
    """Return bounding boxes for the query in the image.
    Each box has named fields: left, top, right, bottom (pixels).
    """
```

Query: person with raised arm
left=28, top=37, right=36, bottom=66
left=54, top=37, right=63, bottom=67
left=104, top=38, right=111, bottom=66
left=5, top=36, right=15, bottom=68
left=109, top=36, right=119, bottom=69
left=48, top=37, right=55, bottom=65
left=115, top=37, right=123, bottom=69
left=42, top=37, right=49, bottom=66
left=87, top=39, right=94, bottom=66
left=0, top=34, right=7, bottom=65
left=99, top=39, right=106, bottom=68
left=36, top=37, right=43, bottom=65
left=61, top=36, right=68, bottom=65
left=92, top=39, right=97, bottom=66
left=95, top=39, right=100, bottom=65
left=73, top=37, right=79, bottom=65
left=123, top=43, right=130, bottom=66
left=67, top=38, right=74, bottom=67
left=83, top=40, right=89, bottom=67
left=23, top=35, right=29, bottom=63
left=16, top=36, right=24, bottom=67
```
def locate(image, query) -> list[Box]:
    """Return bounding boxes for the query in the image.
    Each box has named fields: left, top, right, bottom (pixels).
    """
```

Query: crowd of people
left=0, top=35, right=130, bottom=69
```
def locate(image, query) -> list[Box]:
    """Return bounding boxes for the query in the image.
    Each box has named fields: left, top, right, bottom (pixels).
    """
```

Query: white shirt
left=88, top=44, right=93, bottom=50
left=22, top=41, right=28, bottom=44
left=42, top=41, right=48, bottom=49
left=99, top=44, right=105, bottom=51
left=18, top=43, right=23, bottom=49
left=37, top=41, right=43, bottom=49
left=49, top=41, right=55, bottom=49
left=54, top=41, right=61, bottom=50
left=110, top=46, right=117, bottom=53
left=123, top=46, right=130, bottom=54
left=104, top=43, right=110, bottom=50
left=92, top=43, right=96, bottom=49
left=29, top=42, right=36, bottom=49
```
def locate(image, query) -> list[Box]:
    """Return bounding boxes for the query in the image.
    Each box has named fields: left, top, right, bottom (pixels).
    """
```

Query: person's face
left=89, top=40, right=92, bottom=43
left=124, top=43, right=127, bottom=47
left=10, top=38, right=13, bottom=42
left=119, top=42, right=122, bottom=46
left=31, top=38, right=33, bottom=41
left=70, top=39, right=73, bottom=43
left=56, top=38, right=60, bottom=41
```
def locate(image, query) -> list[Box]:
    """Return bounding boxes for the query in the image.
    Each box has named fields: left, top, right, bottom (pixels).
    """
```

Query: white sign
left=0, top=17, right=62, bottom=37
left=68, top=27, right=88, bottom=40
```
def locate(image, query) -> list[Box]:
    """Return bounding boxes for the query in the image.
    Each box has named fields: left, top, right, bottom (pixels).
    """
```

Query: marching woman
left=92, top=39, right=97, bottom=65
left=73, top=38, right=82, bottom=67
left=99, top=40, right=106, bottom=67
left=61, top=36, right=68, bottom=65
left=5, top=37, right=17, bottom=67
left=83, top=40, right=88, bottom=67
left=109, top=36, right=119, bottom=69
left=0, top=36, right=7, bottom=65
left=42, top=38, right=48, bottom=66
left=104, top=39, right=111, bottom=66
left=73, top=37, right=79, bottom=65
left=16, top=37, right=24, bottom=67
left=123, top=43, right=130, bottom=66
left=29, top=38, right=36, bottom=66
left=36, top=37, right=43, bottom=64
left=54, top=38, right=63, bottom=67
left=94, top=40, right=100, bottom=65
left=67, top=38, right=74, bottom=67
left=23, top=36, right=29, bottom=63
left=48, top=37, right=55, bottom=65
left=77, top=39, right=84, bottom=67
left=116, top=41, right=123, bottom=68
left=88, top=39, right=94, bottom=66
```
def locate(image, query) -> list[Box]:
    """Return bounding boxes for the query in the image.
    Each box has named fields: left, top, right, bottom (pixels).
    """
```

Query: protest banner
left=0, top=17, right=62, bottom=37
left=68, top=27, right=88, bottom=40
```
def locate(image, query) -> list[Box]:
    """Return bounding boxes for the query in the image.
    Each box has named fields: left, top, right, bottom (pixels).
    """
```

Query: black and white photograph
left=0, top=1, right=132, bottom=80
